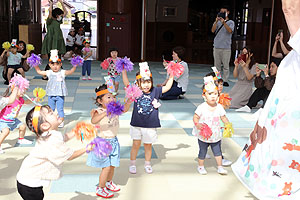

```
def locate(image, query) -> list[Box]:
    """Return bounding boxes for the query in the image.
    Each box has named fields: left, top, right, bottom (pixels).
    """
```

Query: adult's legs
left=160, top=81, right=183, bottom=100
left=221, top=49, right=231, bottom=82
left=213, top=48, right=223, bottom=75
left=247, top=87, right=270, bottom=109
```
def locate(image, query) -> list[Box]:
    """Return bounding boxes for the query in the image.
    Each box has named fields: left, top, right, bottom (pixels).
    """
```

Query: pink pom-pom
left=9, top=73, right=30, bottom=93
left=199, top=123, right=213, bottom=139
left=70, top=56, right=84, bottom=66
left=86, top=137, right=113, bottom=158
left=26, top=53, right=41, bottom=68
left=166, top=61, right=184, bottom=77
left=101, top=59, right=109, bottom=70
left=125, top=84, right=143, bottom=102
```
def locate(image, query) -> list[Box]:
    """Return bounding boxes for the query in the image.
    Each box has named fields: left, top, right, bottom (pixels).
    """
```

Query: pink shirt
left=0, top=97, right=24, bottom=121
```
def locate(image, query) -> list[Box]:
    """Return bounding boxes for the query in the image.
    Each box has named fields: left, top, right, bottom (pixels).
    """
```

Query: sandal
left=129, top=165, right=137, bottom=174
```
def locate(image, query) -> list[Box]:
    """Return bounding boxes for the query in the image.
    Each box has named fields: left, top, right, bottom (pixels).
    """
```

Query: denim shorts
left=0, top=118, right=22, bottom=132
left=110, top=75, right=121, bottom=83
left=198, top=139, right=222, bottom=160
left=86, top=137, right=120, bottom=168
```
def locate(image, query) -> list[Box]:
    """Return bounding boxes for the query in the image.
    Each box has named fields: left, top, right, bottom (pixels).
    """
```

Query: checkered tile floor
left=0, top=61, right=258, bottom=200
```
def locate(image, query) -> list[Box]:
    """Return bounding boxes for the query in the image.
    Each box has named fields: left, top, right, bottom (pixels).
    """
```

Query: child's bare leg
left=215, top=156, right=222, bottom=167
left=99, top=166, right=111, bottom=188
left=144, top=143, right=152, bottom=162
left=198, top=158, right=205, bottom=166
left=130, top=140, right=141, bottom=161
left=0, top=128, right=10, bottom=146
left=18, top=124, right=26, bottom=139
left=7, top=68, right=14, bottom=81
left=107, top=166, right=115, bottom=182
left=17, top=68, right=25, bottom=77
left=115, top=81, right=119, bottom=92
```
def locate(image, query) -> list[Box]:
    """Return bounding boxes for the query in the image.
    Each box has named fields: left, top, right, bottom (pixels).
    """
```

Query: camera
left=217, top=12, right=226, bottom=19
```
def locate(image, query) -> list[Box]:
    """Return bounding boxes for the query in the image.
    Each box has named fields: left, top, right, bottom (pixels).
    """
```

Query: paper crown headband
left=83, top=39, right=90, bottom=44
left=11, top=39, right=19, bottom=48
left=211, top=67, right=222, bottom=80
left=49, top=49, right=61, bottom=62
left=203, top=76, right=218, bottom=93
left=104, top=76, right=115, bottom=93
left=137, top=62, right=152, bottom=80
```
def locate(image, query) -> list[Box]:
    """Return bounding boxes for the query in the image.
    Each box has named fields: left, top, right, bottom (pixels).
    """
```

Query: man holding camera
left=211, top=6, right=235, bottom=87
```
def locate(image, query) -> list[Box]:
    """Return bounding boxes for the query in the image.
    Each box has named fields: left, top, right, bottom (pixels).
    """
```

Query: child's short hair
left=108, top=48, right=118, bottom=57
left=95, top=84, right=108, bottom=107
left=26, top=105, right=52, bottom=136
left=205, top=72, right=223, bottom=84
left=135, top=71, right=153, bottom=91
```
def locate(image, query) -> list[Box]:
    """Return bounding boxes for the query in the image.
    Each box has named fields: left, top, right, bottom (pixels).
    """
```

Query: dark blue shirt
left=130, top=87, right=162, bottom=128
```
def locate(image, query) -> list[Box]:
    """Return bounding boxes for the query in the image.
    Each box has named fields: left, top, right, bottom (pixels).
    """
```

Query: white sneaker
left=197, top=166, right=207, bottom=175
left=235, top=105, right=251, bottom=113
left=217, top=167, right=228, bottom=175
left=205, top=154, right=211, bottom=159
left=106, top=181, right=120, bottom=192
left=58, top=121, right=64, bottom=128
left=0, top=147, right=4, bottom=154
left=96, top=187, right=114, bottom=198
left=222, top=159, right=232, bottom=166
left=129, top=165, right=137, bottom=174
left=144, top=165, right=153, bottom=174
left=17, top=138, right=33, bottom=145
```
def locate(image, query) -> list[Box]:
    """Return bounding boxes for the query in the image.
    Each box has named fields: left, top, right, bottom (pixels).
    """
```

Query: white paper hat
left=49, top=49, right=60, bottom=62
left=139, top=62, right=151, bottom=80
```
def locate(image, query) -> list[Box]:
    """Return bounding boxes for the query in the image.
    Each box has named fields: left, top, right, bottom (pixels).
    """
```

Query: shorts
left=130, top=126, right=157, bottom=144
left=0, top=118, right=22, bottom=132
left=110, top=75, right=121, bottom=83
left=197, top=139, right=222, bottom=160
left=86, top=137, right=120, bottom=168
left=66, top=45, right=74, bottom=52
left=7, top=65, right=22, bottom=69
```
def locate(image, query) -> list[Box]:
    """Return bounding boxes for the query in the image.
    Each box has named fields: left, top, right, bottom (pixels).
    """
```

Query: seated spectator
left=64, top=28, right=76, bottom=59
left=74, top=28, right=85, bottom=55
left=235, top=58, right=280, bottom=112
left=272, top=31, right=291, bottom=58
left=229, top=47, right=256, bottom=108
left=158, top=46, right=189, bottom=100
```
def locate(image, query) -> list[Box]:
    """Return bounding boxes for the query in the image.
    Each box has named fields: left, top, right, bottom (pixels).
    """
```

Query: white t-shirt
left=192, top=102, right=226, bottom=143
left=66, top=35, right=75, bottom=46
left=7, top=52, right=22, bottom=65
left=75, top=34, right=84, bottom=45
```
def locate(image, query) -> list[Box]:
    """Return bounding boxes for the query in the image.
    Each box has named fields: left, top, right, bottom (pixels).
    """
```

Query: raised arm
left=282, top=0, right=300, bottom=37
left=58, top=0, right=67, bottom=17
left=272, top=36, right=283, bottom=58
left=121, top=70, right=130, bottom=87
left=233, top=58, right=239, bottom=78
left=34, top=65, right=47, bottom=76
left=65, top=66, right=77, bottom=76
left=48, top=0, right=53, bottom=19
left=211, top=17, right=218, bottom=33
left=279, top=32, right=290, bottom=55
left=162, top=75, right=174, bottom=93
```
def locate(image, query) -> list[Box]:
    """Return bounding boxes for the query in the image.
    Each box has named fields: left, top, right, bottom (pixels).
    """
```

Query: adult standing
left=232, top=0, right=300, bottom=198
left=158, top=46, right=189, bottom=100
left=211, top=6, right=235, bottom=87
left=41, top=0, right=67, bottom=79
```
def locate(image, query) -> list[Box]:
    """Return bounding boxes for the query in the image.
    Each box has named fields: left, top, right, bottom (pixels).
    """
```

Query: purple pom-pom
left=106, top=100, right=124, bottom=118
left=87, top=137, right=112, bottom=158
left=115, top=56, right=134, bottom=73
left=70, top=56, right=84, bottom=66
left=26, top=53, right=41, bottom=68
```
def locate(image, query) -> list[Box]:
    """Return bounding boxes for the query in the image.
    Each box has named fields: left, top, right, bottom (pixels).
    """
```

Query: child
left=6, top=40, right=29, bottom=81
left=65, top=28, right=76, bottom=58
left=87, top=84, right=131, bottom=198
left=0, top=79, right=34, bottom=154
left=192, top=76, right=231, bottom=175
left=204, top=70, right=232, bottom=166
left=16, top=105, right=88, bottom=200
left=74, top=28, right=85, bottom=55
left=33, top=49, right=77, bottom=128
left=122, top=62, right=174, bottom=174
left=81, top=39, right=93, bottom=80
left=105, top=48, right=121, bottom=93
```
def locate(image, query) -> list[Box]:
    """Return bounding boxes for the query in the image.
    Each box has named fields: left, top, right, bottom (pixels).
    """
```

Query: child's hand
left=195, top=123, right=203, bottom=130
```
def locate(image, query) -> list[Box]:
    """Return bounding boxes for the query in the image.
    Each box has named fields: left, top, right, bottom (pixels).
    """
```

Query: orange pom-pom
left=72, top=122, right=97, bottom=142
left=219, top=93, right=231, bottom=109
